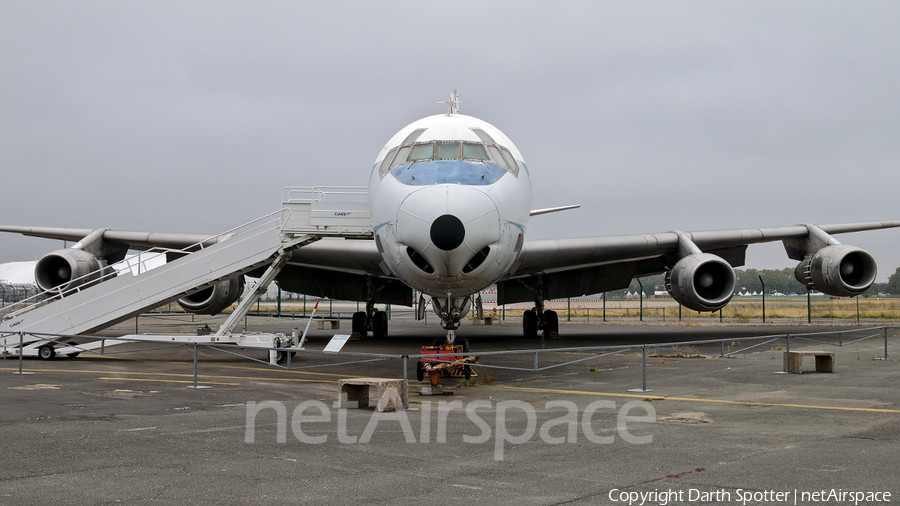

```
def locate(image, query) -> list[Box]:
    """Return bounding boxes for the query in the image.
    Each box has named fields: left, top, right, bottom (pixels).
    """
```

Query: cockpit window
left=486, top=145, right=507, bottom=170
left=499, top=147, right=517, bottom=172
left=471, top=128, right=495, bottom=144
left=436, top=142, right=460, bottom=160
left=462, top=143, right=489, bottom=160
left=391, top=146, right=411, bottom=170
left=379, top=147, right=398, bottom=176
left=471, top=128, right=518, bottom=177
left=402, top=128, right=427, bottom=146
left=408, top=143, right=434, bottom=161
left=378, top=128, right=430, bottom=178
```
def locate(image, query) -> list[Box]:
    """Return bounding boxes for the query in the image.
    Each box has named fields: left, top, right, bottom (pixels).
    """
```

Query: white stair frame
left=1, top=191, right=375, bottom=359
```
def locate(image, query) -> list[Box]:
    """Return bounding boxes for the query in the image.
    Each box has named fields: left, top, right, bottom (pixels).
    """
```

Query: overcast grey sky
left=2, top=1, right=899, bottom=280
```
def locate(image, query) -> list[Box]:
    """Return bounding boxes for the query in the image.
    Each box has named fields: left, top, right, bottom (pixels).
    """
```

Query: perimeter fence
left=4, top=326, right=897, bottom=409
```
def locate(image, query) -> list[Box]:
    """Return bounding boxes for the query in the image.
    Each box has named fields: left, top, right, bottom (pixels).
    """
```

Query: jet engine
left=35, top=248, right=112, bottom=293
left=793, top=245, right=876, bottom=297
left=665, top=253, right=736, bottom=312
left=177, top=276, right=245, bottom=315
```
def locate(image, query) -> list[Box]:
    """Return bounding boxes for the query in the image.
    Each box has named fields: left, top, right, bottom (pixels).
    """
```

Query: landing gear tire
left=351, top=311, right=367, bottom=336
left=416, top=361, right=424, bottom=382
left=523, top=310, right=538, bottom=339
left=544, top=310, right=559, bottom=335
left=432, top=338, right=445, bottom=347
left=457, top=338, right=470, bottom=353
left=38, top=345, right=56, bottom=360
left=66, top=341, right=80, bottom=358
left=373, top=311, right=388, bottom=339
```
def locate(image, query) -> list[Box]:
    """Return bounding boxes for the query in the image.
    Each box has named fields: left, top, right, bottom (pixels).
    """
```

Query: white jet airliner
left=2, top=91, right=899, bottom=346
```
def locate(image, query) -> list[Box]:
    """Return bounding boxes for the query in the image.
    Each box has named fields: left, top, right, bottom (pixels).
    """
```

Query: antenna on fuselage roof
left=438, top=89, right=461, bottom=115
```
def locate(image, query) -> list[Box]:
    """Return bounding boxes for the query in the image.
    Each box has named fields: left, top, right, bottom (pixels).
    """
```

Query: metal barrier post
left=187, top=343, right=211, bottom=389
left=839, top=332, right=842, bottom=347
left=807, top=290, right=812, bottom=323
left=17, top=332, right=23, bottom=374
left=786, top=334, right=790, bottom=356
left=402, top=356, right=408, bottom=409
left=12, top=332, right=34, bottom=375
left=720, top=340, right=725, bottom=358
left=642, top=346, right=647, bottom=391
left=533, top=351, right=539, bottom=371
left=638, top=279, right=643, bottom=321
left=884, top=327, right=889, bottom=359
left=628, top=345, right=651, bottom=392
left=192, top=343, right=199, bottom=387
left=101, top=339, right=105, bottom=355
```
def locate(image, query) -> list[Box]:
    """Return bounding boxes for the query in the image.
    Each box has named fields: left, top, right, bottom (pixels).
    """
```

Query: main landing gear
left=351, top=300, right=388, bottom=339
left=522, top=297, right=559, bottom=339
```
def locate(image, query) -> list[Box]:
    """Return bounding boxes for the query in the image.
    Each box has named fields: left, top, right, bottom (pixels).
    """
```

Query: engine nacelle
left=35, top=248, right=112, bottom=293
left=794, top=245, right=876, bottom=297
left=177, top=276, right=245, bottom=315
left=665, top=253, right=736, bottom=312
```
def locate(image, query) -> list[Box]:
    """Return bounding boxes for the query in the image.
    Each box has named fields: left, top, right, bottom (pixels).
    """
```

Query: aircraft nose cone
left=430, top=214, right=466, bottom=251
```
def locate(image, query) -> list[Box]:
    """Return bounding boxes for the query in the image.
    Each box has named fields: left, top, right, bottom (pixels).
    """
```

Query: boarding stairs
left=1, top=186, right=373, bottom=358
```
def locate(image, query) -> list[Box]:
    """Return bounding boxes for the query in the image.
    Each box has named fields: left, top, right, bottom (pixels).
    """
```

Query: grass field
left=193, top=296, right=900, bottom=323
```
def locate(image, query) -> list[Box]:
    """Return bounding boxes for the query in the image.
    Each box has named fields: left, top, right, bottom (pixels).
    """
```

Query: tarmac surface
left=1, top=315, right=898, bottom=505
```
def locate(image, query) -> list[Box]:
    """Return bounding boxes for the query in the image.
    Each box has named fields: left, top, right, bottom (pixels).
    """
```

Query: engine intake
left=665, top=253, right=736, bottom=312
left=794, top=245, right=876, bottom=297
left=177, top=276, right=245, bottom=315
left=35, top=249, right=111, bottom=293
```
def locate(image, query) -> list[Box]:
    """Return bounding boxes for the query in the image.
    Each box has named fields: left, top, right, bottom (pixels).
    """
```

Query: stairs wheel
left=38, top=345, right=56, bottom=360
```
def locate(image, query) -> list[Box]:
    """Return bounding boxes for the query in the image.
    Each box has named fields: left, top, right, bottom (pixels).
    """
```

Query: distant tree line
left=626, top=266, right=900, bottom=297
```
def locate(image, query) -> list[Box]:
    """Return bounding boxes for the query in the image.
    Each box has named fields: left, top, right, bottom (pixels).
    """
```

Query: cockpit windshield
left=436, top=142, right=459, bottom=160
left=462, top=143, right=489, bottom=160
left=379, top=136, right=519, bottom=178
left=407, top=144, right=433, bottom=161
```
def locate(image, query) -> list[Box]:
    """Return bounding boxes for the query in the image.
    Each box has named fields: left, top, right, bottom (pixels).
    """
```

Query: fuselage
left=368, top=113, right=532, bottom=300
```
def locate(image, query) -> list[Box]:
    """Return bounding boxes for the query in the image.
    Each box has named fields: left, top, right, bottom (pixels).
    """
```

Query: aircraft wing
left=0, top=226, right=218, bottom=251
left=0, top=225, right=405, bottom=304
left=498, top=221, right=900, bottom=304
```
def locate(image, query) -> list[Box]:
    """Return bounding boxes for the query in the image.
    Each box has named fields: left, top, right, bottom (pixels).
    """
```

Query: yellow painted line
left=99, top=377, right=240, bottom=386
left=218, top=364, right=360, bottom=378
left=493, top=385, right=900, bottom=414
left=0, top=367, right=335, bottom=384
